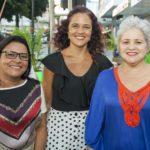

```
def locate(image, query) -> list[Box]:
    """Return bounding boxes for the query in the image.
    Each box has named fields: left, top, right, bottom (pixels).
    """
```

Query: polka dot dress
left=46, top=108, right=88, bottom=150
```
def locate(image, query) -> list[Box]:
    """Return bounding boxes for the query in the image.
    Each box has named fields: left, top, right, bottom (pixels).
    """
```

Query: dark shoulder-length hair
left=53, top=5, right=104, bottom=55
left=0, top=35, right=31, bottom=79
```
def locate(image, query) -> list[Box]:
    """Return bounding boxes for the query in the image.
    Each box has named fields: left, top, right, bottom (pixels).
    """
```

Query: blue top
left=85, top=68, right=150, bottom=150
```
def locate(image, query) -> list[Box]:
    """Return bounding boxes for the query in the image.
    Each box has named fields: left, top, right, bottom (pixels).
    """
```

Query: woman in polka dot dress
left=42, top=6, right=113, bottom=150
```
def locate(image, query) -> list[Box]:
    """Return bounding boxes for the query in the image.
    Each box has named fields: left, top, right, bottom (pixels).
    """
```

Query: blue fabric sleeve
left=85, top=71, right=106, bottom=150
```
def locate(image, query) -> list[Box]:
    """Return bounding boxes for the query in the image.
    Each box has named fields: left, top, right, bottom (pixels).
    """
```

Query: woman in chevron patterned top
left=0, top=36, right=47, bottom=150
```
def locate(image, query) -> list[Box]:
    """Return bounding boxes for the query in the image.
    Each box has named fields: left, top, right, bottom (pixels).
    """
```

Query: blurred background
left=0, top=0, right=150, bottom=72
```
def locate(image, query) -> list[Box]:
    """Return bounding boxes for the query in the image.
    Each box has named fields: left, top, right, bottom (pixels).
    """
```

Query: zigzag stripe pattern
left=0, top=85, right=41, bottom=139
left=0, top=86, right=40, bottom=123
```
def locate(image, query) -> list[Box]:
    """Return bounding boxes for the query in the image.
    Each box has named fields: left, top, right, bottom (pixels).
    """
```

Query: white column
left=68, top=0, right=73, bottom=11
left=49, top=0, right=55, bottom=53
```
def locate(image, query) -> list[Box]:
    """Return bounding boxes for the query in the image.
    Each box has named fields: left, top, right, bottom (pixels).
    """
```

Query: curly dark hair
left=53, top=5, right=104, bottom=55
left=0, top=35, right=31, bottom=79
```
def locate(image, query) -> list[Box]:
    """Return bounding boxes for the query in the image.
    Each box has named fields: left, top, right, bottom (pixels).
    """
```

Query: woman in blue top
left=85, top=16, right=150, bottom=150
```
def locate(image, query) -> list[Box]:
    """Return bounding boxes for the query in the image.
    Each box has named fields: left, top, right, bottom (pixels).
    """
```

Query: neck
left=0, top=77, right=24, bottom=88
left=64, top=46, right=89, bottom=57
left=119, top=61, right=148, bottom=75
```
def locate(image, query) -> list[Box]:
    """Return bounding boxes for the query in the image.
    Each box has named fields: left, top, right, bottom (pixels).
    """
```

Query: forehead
left=4, top=42, right=28, bottom=52
left=121, top=27, right=145, bottom=40
left=69, top=13, right=92, bottom=25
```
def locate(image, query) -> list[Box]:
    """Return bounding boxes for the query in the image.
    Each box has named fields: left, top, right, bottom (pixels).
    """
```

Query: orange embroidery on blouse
left=114, top=67, right=150, bottom=128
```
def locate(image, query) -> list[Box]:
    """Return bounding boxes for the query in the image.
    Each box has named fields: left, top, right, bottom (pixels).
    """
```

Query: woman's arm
left=42, top=66, right=54, bottom=111
left=34, top=113, right=47, bottom=150
left=34, top=66, right=54, bottom=149
left=85, top=73, right=106, bottom=149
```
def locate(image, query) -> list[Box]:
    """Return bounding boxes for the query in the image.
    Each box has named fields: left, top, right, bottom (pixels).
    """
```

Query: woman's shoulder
left=41, top=51, right=67, bottom=74
left=93, top=68, right=115, bottom=92
left=94, top=53, right=113, bottom=69
left=94, top=53, right=111, bottom=62
left=41, top=51, right=62, bottom=72
left=20, top=78, right=40, bottom=90
left=100, top=67, right=114, bottom=75
left=27, top=78, right=40, bottom=85
left=97, top=67, right=114, bottom=81
left=42, top=51, right=60, bottom=62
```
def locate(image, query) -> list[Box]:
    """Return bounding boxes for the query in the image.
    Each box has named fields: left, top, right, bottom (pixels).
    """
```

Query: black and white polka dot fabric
left=46, top=108, right=88, bottom=150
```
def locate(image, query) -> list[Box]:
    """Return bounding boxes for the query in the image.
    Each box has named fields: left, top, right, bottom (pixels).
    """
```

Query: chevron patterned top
left=0, top=79, right=42, bottom=149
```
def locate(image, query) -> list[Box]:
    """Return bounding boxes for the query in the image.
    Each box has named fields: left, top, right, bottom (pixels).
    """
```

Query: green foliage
left=106, top=32, right=116, bottom=51
left=32, top=29, right=44, bottom=70
left=12, top=27, right=44, bottom=71
left=0, top=0, right=29, bottom=22
left=145, top=52, right=150, bottom=64
left=28, top=0, right=48, bottom=20
left=0, top=0, right=48, bottom=26
left=12, top=27, right=32, bottom=48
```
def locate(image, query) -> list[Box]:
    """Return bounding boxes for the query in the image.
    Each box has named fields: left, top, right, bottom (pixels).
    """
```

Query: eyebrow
left=71, top=23, right=91, bottom=26
left=4, top=50, right=28, bottom=54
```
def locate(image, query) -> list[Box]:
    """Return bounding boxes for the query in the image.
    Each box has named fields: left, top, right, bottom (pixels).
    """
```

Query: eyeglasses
left=2, top=50, right=29, bottom=61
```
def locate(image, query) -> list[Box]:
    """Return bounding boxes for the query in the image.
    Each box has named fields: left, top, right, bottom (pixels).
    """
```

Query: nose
left=128, top=43, right=136, bottom=50
left=77, top=27, right=84, bottom=33
left=15, top=55, right=21, bottom=62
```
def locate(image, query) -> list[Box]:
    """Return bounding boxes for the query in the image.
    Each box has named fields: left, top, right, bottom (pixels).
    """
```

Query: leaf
left=12, top=27, right=44, bottom=71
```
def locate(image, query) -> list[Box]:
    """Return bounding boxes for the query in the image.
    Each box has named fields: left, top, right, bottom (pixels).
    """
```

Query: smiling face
left=0, top=42, right=29, bottom=80
left=68, top=13, right=92, bottom=49
left=119, top=27, right=148, bottom=66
